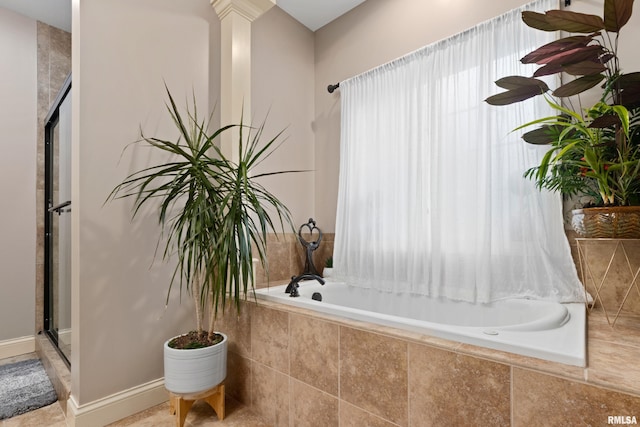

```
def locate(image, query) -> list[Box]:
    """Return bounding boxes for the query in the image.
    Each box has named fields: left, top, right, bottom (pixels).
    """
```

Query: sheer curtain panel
left=334, top=0, right=585, bottom=303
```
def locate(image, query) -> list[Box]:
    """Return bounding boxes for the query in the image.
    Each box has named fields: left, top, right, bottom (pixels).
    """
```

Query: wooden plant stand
left=168, top=383, right=225, bottom=427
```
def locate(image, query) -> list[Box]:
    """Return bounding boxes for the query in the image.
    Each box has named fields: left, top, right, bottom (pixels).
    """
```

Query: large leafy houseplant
left=107, top=87, right=297, bottom=392
left=486, top=0, right=640, bottom=209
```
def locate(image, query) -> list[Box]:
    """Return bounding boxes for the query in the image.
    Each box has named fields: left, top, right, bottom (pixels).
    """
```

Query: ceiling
left=0, top=0, right=366, bottom=33
left=0, top=0, right=71, bottom=31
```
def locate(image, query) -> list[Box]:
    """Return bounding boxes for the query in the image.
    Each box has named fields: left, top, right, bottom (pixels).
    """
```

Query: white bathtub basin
left=254, top=281, right=586, bottom=366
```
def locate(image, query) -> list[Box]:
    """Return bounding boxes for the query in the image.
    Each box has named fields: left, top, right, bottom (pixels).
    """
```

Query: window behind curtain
left=334, top=0, right=585, bottom=303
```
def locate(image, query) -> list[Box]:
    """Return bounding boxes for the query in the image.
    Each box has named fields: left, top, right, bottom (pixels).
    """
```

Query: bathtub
left=254, top=281, right=586, bottom=367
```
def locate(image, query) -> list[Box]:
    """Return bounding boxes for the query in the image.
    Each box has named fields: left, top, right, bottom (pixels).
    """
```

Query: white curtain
left=334, top=0, right=585, bottom=303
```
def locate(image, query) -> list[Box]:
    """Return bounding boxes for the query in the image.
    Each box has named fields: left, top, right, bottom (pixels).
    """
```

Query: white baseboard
left=0, top=336, right=36, bottom=359
left=66, top=378, right=167, bottom=427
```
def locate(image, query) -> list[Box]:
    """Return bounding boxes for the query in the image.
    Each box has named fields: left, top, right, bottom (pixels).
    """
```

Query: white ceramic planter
left=163, top=332, right=227, bottom=394
left=323, top=267, right=334, bottom=278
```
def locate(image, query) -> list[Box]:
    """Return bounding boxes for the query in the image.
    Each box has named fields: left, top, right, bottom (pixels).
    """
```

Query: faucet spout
left=285, top=274, right=325, bottom=297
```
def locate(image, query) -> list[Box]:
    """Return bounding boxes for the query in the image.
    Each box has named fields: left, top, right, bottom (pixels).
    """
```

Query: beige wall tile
left=216, top=302, right=251, bottom=358
left=289, top=314, right=339, bottom=396
left=588, top=311, right=640, bottom=348
left=290, top=379, right=339, bottom=427
left=339, top=327, right=408, bottom=426
left=251, top=305, right=289, bottom=373
left=36, top=189, right=45, bottom=259
left=456, top=342, right=585, bottom=381
left=339, top=401, right=398, bottom=427
left=258, top=240, right=292, bottom=283
left=291, top=239, right=306, bottom=275
left=408, top=343, right=510, bottom=426
left=225, top=351, right=252, bottom=405
left=251, top=362, right=290, bottom=427
left=35, top=335, right=70, bottom=414
left=513, top=368, right=640, bottom=426
left=577, top=240, right=640, bottom=315
left=35, top=263, right=44, bottom=332
left=274, top=370, right=290, bottom=427
left=587, top=340, right=640, bottom=396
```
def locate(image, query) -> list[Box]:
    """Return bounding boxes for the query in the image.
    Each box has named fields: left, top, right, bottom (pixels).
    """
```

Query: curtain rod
left=327, top=0, right=559, bottom=94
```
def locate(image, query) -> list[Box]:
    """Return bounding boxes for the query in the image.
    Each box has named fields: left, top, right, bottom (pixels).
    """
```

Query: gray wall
left=0, top=8, right=37, bottom=342
left=72, top=0, right=221, bottom=405
left=252, top=6, right=315, bottom=228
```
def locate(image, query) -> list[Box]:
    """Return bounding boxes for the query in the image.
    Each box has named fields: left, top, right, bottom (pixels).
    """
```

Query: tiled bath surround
left=217, top=231, right=640, bottom=426
left=217, top=298, right=640, bottom=426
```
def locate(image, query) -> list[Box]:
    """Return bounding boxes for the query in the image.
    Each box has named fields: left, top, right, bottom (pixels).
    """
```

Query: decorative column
left=212, top=0, right=275, bottom=162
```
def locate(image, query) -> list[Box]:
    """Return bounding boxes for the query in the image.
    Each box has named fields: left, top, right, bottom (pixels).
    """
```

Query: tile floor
left=0, top=352, right=267, bottom=426
left=0, top=393, right=268, bottom=427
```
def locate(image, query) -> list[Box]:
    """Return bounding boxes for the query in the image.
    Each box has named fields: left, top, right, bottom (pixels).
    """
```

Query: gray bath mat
left=0, top=359, right=57, bottom=419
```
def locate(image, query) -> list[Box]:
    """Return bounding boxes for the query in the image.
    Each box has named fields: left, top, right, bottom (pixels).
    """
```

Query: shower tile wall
left=35, top=22, right=71, bottom=333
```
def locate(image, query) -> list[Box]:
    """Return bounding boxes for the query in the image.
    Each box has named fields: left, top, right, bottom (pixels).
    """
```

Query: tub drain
left=311, top=292, right=322, bottom=302
left=483, top=330, right=499, bottom=336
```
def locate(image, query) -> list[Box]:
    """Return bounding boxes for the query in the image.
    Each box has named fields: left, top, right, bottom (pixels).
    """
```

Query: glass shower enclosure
left=44, top=75, right=72, bottom=365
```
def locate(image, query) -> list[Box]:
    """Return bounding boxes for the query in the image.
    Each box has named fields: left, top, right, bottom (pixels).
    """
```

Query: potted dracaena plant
left=486, top=0, right=640, bottom=238
left=107, top=86, right=299, bottom=394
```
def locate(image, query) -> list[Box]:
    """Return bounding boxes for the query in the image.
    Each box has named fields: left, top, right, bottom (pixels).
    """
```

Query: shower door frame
left=44, top=74, right=72, bottom=367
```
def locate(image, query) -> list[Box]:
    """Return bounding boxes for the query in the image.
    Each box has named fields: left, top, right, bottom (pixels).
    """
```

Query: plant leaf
left=545, top=10, right=605, bottom=33
left=521, top=35, right=596, bottom=64
left=553, top=74, right=605, bottom=97
left=494, top=76, right=550, bottom=91
left=588, top=113, right=621, bottom=128
left=604, top=0, right=634, bottom=32
left=522, top=11, right=559, bottom=31
left=533, top=63, right=564, bottom=77
left=562, top=60, right=608, bottom=76
left=485, top=85, right=548, bottom=105
left=619, top=72, right=640, bottom=107
left=542, top=45, right=604, bottom=67
left=521, top=125, right=564, bottom=145
left=611, top=104, right=630, bottom=135
left=619, top=72, right=640, bottom=86
left=600, top=53, right=616, bottom=64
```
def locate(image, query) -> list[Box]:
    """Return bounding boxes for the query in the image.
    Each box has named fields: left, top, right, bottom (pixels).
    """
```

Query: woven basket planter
left=571, top=206, right=640, bottom=238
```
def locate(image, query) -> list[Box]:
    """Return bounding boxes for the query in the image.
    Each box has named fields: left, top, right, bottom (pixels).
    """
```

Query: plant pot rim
left=572, top=206, right=640, bottom=214
left=163, top=332, right=227, bottom=352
